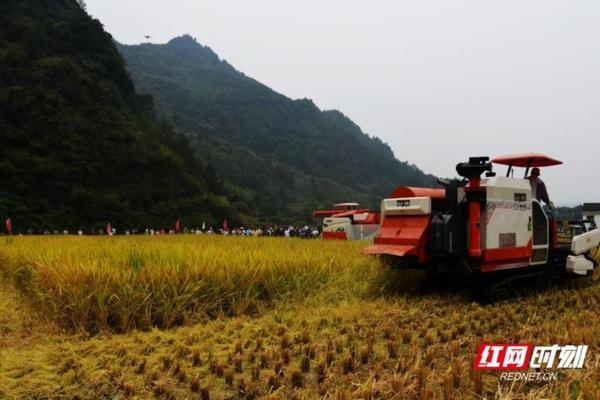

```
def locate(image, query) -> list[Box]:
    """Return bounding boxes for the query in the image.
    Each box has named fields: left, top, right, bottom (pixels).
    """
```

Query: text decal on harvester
left=474, top=344, right=588, bottom=371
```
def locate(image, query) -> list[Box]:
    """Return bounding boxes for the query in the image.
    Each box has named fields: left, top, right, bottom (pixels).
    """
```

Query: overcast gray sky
left=86, top=0, right=599, bottom=204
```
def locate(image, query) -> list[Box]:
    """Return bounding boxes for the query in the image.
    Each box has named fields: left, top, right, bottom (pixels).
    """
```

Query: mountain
left=0, top=2, right=248, bottom=232
left=118, top=36, right=437, bottom=222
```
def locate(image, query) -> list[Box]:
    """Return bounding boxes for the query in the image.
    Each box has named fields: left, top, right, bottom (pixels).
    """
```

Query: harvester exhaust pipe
left=456, top=157, right=493, bottom=258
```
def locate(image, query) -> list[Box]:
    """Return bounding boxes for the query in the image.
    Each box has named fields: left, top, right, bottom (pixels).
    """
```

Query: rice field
left=0, top=236, right=385, bottom=333
left=0, top=236, right=599, bottom=399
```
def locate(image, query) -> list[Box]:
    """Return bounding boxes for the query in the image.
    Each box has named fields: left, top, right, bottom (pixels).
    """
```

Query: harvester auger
left=363, top=154, right=600, bottom=301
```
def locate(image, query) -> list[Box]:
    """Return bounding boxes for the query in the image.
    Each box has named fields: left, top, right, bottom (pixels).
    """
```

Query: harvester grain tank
left=363, top=154, right=599, bottom=293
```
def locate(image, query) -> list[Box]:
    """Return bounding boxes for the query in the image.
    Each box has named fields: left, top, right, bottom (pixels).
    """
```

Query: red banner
left=4, top=217, right=12, bottom=235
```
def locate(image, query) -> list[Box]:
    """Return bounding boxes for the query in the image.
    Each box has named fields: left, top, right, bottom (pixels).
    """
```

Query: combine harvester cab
left=364, top=154, right=600, bottom=288
left=313, top=203, right=380, bottom=240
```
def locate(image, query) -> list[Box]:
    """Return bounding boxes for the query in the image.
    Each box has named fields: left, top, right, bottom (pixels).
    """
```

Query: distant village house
left=582, top=203, right=600, bottom=226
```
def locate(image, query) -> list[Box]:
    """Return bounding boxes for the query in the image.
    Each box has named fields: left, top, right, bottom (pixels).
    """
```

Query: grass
left=0, top=236, right=599, bottom=399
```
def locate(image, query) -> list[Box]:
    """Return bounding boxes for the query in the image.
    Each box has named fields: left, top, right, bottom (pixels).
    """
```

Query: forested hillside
left=119, top=36, right=437, bottom=222
left=0, top=1, right=248, bottom=232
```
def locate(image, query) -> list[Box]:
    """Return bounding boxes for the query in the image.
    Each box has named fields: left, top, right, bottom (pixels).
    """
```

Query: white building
left=582, top=203, right=600, bottom=226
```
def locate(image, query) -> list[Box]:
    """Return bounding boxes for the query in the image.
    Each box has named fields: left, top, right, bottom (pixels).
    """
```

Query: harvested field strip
left=0, top=288, right=599, bottom=399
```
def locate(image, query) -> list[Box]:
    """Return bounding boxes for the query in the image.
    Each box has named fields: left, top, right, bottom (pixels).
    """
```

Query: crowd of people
left=146, top=225, right=321, bottom=238
left=6, top=225, right=322, bottom=238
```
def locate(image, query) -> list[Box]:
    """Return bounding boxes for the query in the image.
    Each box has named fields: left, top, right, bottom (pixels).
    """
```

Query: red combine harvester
left=364, top=154, right=600, bottom=296
left=313, top=203, right=380, bottom=240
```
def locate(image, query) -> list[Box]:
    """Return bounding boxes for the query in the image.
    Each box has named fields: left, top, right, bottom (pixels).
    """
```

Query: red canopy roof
left=492, top=153, right=563, bottom=168
left=334, top=202, right=359, bottom=207
left=390, top=187, right=446, bottom=199
left=312, top=208, right=372, bottom=218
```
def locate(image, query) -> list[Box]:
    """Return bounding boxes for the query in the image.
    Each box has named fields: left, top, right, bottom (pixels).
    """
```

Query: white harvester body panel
left=566, top=255, right=594, bottom=276
left=322, top=217, right=378, bottom=240
left=323, top=217, right=351, bottom=233
left=477, top=176, right=533, bottom=252
left=571, top=229, right=600, bottom=255
left=347, top=224, right=380, bottom=240
left=381, top=197, right=432, bottom=217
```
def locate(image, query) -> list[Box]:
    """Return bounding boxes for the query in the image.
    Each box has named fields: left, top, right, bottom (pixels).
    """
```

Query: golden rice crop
left=593, top=246, right=600, bottom=265
left=0, top=236, right=381, bottom=332
left=1, top=236, right=600, bottom=399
